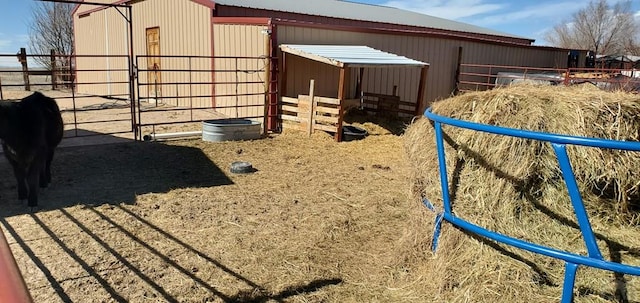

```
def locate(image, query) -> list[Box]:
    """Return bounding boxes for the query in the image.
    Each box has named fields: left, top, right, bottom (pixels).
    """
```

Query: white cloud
left=0, top=33, right=30, bottom=54
left=468, top=2, right=579, bottom=26
left=381, top=0, right=505, bottom=20
left=0, top=39, right=11, bottom=49
left=0, top=32, right=30, bottom=67
left=0, top=57, right=20, bottom=68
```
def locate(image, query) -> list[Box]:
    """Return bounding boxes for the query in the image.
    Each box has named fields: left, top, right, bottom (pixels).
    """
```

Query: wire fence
left=457, top=64, right=640, bottom=93
left=0, top=51, right=279, bottom=142
left=134, top=55, right=277, bottom=140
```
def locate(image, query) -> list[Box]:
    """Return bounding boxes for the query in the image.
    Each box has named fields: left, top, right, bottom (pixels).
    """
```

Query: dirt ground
left=0, top=110, right=422, bottom=302
left=1, top=71, right=423, bottom=302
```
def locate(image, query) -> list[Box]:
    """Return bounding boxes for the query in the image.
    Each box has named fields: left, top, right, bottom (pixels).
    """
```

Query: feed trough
left=202, top=119, right=261, bottom=142
left=342, top=125, right=368, bottom=142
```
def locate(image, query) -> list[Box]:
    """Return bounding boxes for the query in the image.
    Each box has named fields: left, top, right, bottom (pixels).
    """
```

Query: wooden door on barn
left=146, top=27, right=161, bottom=99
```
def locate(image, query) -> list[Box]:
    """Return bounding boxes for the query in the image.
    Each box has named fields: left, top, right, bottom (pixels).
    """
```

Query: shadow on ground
left=0, top=129, right=232, bottom=217
left=0, top=129, right=344, bottom=302
left=343, top=109, right=411, bottom=136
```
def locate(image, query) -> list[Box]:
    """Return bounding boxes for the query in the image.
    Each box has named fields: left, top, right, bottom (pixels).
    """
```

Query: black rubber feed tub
left=342, top=125, right=368, bottom=141
left=230, top=161, right=256, bottom=174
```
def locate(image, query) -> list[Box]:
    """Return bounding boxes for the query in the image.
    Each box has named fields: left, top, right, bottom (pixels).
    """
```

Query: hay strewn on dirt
left=403, top=83, right=640, bottom=302
left=0, top=115, right=431, bottom=303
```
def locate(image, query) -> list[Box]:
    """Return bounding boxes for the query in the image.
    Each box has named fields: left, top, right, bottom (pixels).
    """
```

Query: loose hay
left=403, top=84, right=640, bottom=302
left=0, top=120, right=422, bottom=302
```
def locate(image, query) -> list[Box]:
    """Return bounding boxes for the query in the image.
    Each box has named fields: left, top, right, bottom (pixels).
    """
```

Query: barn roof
left=279, top=44, right=429, bottom=68
left=214, top=0, right=531, bottom=42
left=596, top=54, right=640, bottom=62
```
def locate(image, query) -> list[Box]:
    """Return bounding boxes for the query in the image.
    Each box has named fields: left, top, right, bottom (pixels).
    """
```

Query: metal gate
left=0, top=51, right=137, bottom=147
left=0, top=51, right=277, bottom=144
left=134, top=55, right=275, bottom=140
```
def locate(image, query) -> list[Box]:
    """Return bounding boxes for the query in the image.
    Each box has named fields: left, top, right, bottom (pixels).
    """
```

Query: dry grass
left=402, top=83, right=640, bottom=302
left=0, top=113, right=427, bottom=303
left=6, top=82, right=640, bottom=302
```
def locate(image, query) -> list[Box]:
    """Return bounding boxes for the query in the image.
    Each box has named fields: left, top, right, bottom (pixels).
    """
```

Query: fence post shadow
left=1, top=205, right=344, bottom=303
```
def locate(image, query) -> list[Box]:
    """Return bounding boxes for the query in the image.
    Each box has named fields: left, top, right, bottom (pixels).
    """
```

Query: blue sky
left=359, top=0, right=640, bottom=42
left=0, top=0, right=639, bottom=66
left=0, top=0, right=33, bottom=66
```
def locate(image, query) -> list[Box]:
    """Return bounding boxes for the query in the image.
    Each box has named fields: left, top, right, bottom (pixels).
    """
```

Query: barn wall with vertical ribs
left=74, top=0, right=213, bottom=107
left=276, top=24, right=567, bottom=108
left=213, top=23, right=269, bottom=120
left=74, top=0, right=571, bottom=118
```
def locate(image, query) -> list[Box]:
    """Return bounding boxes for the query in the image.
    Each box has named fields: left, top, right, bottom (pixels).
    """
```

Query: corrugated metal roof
left=280, top=44, right=429, bottom=68
left=597, top=54, right=640, bottom=62
left=214, top=0, right=531, bottom=41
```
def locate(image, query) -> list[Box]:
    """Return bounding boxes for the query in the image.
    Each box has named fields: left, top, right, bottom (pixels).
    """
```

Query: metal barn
left=73, top=0, right=574, bottom=133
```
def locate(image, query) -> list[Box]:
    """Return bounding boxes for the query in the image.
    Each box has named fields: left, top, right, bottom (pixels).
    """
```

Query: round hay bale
left=401, top=84, right=640, bottom=302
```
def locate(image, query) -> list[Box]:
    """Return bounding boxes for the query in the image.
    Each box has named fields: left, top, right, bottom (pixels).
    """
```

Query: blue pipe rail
left=423, top=107, right=640, bottom=303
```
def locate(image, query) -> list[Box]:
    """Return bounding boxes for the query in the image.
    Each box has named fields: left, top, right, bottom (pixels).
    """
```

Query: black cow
left=0, top=92, right=63, bottom=208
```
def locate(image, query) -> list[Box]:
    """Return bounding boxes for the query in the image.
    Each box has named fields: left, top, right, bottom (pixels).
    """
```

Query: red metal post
left=267, top=21, right=279, bottom=132
left=564, top=68, right=571, bottom=86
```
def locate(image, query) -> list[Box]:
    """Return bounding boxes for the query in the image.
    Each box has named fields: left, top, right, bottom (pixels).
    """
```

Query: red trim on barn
left=74, top=0, right=130, bottom=17
left=212, top=5, right=536, bottom=46
left=74, top=1, right=547, bottom=49
left=212, top=17, right=272, bottom=25
left=190, top=0, right=214, bottom=9
left=74, top=0, right=213, bottom=16
left=71, top=2, right=80, bottom=16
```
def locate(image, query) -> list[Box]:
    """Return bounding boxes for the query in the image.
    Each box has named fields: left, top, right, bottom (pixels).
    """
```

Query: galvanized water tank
left=202, top=119, right=261, bottom=142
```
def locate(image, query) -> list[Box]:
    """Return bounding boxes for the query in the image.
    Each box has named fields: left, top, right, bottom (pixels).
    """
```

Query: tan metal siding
left=213, top=24, right=268, bottom=119
left=74, top=11, right=107, bottom=95
left=74, top=0, right=213, bottom=107
left=284, top=54, right=345, bottom=99
left=74, top=1, right=130, bottom=96
left=131, top=0, right=212, bottom=108
left=277, top=25, right=568, bottom=108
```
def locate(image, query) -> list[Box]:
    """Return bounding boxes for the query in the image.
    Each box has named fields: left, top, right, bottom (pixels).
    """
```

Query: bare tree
left=544, top=0, right=638, bottom=55
left=29, top=1, right=75, bottom=69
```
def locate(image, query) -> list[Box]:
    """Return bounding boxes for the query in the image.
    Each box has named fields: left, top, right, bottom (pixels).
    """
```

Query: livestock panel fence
left=456, top=64, right=640, bottom=93
left=135, top=54, right=276, bottom=141
left=0, top=50, right=277, bottom=144
left=1, top=50, right=135, bottom=146
left=423, top=108, right=640, bottom=303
